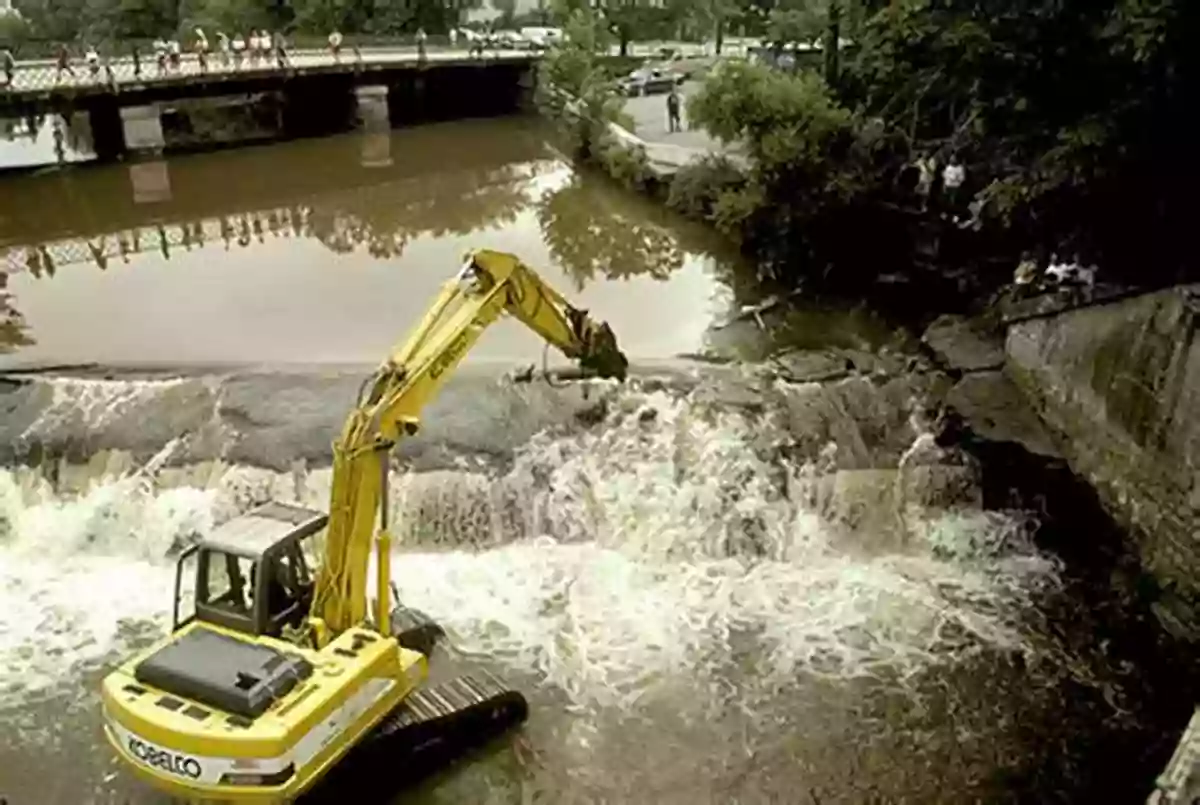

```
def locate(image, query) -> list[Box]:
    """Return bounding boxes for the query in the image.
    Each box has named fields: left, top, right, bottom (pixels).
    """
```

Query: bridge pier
left=517, top=65, right=538, bottom=111
left=88, top=97, right=125, bottom=162
left=354, top=85, right=392, bottom=168
left=120, top=105, right=166, bottom=157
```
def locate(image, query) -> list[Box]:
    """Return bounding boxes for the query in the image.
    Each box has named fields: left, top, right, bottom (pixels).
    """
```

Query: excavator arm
left=307, top=249, right=627, bottom=644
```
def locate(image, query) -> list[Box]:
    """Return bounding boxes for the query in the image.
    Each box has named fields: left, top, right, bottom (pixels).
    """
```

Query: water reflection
left=0, top=112, right=95, bottom=167
left=0, top=272, right=34, bottom=354
left=0, top=120, right=739, bottom=365
left=538, top=169, right=688, bottom=291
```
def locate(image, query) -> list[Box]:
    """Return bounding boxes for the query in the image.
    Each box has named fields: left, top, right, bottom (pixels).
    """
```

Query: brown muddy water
left=0, top=118, right=1186, bottom=805
left=0, top=117, right=743, bottom=368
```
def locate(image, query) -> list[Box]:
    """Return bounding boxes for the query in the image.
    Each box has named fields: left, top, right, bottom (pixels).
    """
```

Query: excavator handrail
left=306, top=249, right=628, bottom=642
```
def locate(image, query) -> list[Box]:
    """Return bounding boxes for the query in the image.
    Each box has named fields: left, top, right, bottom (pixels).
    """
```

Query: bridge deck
left=0, top=48, right=539, bottom=109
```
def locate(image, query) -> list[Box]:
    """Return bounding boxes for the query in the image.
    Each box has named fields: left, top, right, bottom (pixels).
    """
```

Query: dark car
left=620, top=67, right=685, bottom=97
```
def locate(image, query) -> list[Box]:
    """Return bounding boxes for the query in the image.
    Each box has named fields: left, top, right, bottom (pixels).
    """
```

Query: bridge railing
left=0, top=45, right=535, bottom=94
left=1, top=33, right=497, bottom=61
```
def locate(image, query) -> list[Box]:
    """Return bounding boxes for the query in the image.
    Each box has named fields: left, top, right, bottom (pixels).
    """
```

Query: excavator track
left=301, top=671, right=528, bottom=802
left=367, top=670, right=529, bottom=764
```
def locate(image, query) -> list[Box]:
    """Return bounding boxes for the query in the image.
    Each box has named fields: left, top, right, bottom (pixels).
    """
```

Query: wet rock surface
left=945, top=371, right=1061, bottom=459
left=0, top=362, right=718, bottom=471
left=1005, top=284, right=1200, bottom=639
left=921, top=313, right=1006, bottom=372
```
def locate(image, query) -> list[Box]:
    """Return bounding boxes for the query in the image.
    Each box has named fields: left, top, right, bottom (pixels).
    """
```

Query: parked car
left=620, top=66, right=685, bottom=97
left=520, top=26, right=565, bottom=49
left=490, top=30, right=526, bottom=50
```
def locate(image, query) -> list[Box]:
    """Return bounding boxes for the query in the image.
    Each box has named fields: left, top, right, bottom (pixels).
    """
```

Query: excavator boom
left=309, top=249, right=628, bottom=641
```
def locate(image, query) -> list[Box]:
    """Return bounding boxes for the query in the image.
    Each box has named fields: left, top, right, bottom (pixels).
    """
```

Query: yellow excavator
left=99, top=249, right=628, bottom=804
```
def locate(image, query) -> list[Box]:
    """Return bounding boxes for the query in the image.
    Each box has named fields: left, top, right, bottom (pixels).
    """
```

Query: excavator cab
left=172, top=501, right=327, bottom=639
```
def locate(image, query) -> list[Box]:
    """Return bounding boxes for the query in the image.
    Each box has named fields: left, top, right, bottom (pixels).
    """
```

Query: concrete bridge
left=0, top=48, right=541, bottom=161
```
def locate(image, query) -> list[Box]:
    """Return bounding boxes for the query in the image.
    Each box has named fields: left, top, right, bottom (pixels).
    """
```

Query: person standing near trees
left=666, top=86, right=681, bottom=133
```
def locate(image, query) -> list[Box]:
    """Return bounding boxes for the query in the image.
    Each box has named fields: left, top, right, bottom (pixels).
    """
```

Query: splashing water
left=0, top=383, right=1062, bottom=715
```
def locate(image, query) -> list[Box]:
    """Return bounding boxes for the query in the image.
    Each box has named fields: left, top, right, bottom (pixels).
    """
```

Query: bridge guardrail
left=0, top=48, right=538, bottom=96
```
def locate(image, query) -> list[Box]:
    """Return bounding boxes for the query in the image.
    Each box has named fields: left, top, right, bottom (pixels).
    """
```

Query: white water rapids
left=0, top=375, right=1064, bottom=722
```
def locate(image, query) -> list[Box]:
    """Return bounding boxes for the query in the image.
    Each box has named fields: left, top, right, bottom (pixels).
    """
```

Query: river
left=0, top=118, right=1181, bottom=805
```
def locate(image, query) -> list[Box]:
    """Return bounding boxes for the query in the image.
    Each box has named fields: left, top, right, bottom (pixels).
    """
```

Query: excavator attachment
left=564, top=305, right=628, bottom=382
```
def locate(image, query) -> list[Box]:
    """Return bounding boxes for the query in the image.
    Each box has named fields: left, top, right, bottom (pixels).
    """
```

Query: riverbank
left=561, top=72, right=1200, bottom=785
left=1, top=328, right=1193, bottom=803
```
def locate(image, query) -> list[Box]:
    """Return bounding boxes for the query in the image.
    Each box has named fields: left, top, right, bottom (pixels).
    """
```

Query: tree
left=0, top=13, right=32, bottom=48
left=685, top=0, right=1196, bottom=303
left=14, top=0, right=88, bottom=43
left=492, top=0, right=517, bottom=28
left=596, top=0, right=675, bottom=56
left=537, top=4, right=627, bottom=157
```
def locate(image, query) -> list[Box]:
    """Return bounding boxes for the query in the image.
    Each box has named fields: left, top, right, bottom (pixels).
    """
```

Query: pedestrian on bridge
left=231, top=34, right=245, bottom=69
left=417, top=28, right=428, bottom=63
left=1, top=48, right=14, bottom=89
left=252, top=30, right=269, bottom=65
left=329, top=30, right=343, bottom=62
left=273, top=31, right=291, bottom=68
left=153, top=40, right=168, bottom=75
left=216, top=32, right=230, bottom=68
left=54, top=43, right=76, bottom=83
left=194, top=28, right=210, bottom=73
left=85, top=45, right=101, bottom=81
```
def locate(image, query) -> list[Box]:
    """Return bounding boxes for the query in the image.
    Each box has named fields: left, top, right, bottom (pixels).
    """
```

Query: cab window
left=204, top=551, right=257, bottom=616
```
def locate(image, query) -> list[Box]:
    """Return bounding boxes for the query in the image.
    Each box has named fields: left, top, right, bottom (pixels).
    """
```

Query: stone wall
left=1004, top=285, right=1200, bottom=637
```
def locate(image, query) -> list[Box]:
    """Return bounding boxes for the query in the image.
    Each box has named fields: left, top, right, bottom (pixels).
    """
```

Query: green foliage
left=593, top=0, right=674, bottom=56
left=11, top=0, right=462, bottom=44
left=593, top=134, right=654, bottom=191
left=666, top=154, right=747, bottom=223
left=536, top=5, right=626, bottom=158
left=0, top=13, right=31, bottom=45
left=493, top=0, right=517, bottom=28
left=687, top=0, right=1195, bottom=298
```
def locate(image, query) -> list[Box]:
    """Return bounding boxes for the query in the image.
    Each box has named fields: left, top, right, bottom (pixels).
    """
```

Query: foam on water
left=0, top=383, right=1063, bottom=714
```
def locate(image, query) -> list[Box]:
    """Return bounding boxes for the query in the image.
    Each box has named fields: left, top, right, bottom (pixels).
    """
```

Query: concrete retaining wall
left=1004, top=285, right=1200, bottom=637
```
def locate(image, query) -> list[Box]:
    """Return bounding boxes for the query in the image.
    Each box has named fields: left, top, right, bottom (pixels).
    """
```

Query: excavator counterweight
left=99, top=250, right=628, bottom=804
